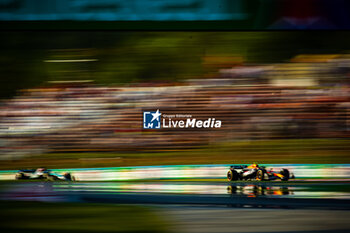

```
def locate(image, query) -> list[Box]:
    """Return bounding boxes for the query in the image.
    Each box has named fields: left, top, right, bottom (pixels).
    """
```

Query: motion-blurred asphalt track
left=1, top=181, right=350, bottom=208
left=1, top=180, right=350, bottom=232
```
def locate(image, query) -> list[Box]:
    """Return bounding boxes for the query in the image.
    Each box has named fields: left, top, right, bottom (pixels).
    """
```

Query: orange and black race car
left=227, top=164, right=294, bottom=181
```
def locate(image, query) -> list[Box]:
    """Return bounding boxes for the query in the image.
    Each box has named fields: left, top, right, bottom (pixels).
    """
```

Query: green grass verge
left=2, top=138, right=350, bottom=169
left=0, top=201, right=169, bottom=233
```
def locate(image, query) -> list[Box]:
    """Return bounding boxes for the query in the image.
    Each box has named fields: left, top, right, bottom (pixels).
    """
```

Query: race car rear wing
left=230, top=165, right=248, bottom=169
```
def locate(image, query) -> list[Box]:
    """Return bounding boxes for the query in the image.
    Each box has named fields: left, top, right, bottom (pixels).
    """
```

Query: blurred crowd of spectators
left=0, top=56, right=350, bottom=159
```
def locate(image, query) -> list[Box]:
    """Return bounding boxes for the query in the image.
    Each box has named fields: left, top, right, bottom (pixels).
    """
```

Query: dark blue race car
left=15, top=167, right=74, bottom=181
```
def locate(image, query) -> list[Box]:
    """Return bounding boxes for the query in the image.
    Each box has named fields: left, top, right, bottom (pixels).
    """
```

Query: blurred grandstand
left=0, top=54, right=349, bottom=160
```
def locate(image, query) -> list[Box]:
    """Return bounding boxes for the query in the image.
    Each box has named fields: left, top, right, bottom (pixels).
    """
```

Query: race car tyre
left=256, top=170, right=266, bottom=181
left=15, top=173, right=25, bottom=180
left=280, top=169, right=290, bottom=181
left=227, top=170, right=239, bottom=181
left=63, top=172, right=73, bottom=181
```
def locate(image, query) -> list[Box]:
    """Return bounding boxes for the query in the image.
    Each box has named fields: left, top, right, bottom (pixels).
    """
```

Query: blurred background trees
left=1, top=31, right=350, bottom=98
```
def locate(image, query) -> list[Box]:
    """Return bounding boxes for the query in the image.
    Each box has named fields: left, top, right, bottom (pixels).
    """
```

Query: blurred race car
left=227, top=163, right=294, bottom=181
left=15, top=167, right=74, bottom=181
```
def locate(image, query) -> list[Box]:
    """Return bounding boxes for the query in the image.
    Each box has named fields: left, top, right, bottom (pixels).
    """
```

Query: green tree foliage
left=0, top=32, right=350, bottom=98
